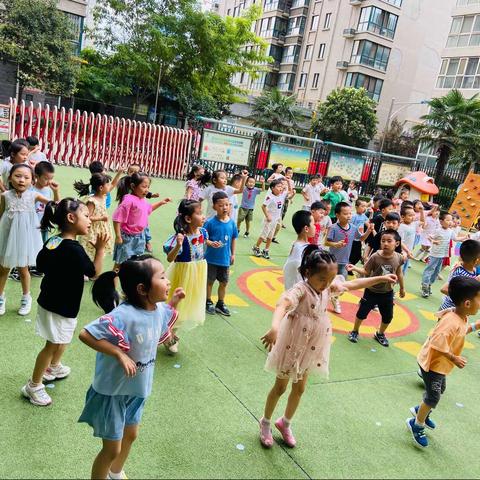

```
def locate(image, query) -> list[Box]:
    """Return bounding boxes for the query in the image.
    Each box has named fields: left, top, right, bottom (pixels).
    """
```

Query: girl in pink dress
left=259, top=245, right=398, bottom=448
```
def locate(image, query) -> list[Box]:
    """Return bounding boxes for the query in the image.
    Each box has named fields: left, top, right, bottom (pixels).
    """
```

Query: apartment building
left=219, top=0, right=454, bottom=131
left=434, top=0, right=480, bottom=96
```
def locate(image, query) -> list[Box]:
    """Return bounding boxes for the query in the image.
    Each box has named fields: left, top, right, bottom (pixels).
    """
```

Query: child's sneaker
left=43, top=363, right=71, bottom=381
left=0, top=296, right=5, bottom=315
left=331, top=297, right=341, bottom=314
left=108, top=470, right=128, bottom=479
left=373, top=331, right=389, bottom=347
left=259, top=418, right=273, bottom=448
left=8, top=268, right=20, bottom=281
left=271, top=238, right=279, bottom=244
left=21, top=382, right=52, bottom=406
left=274, top=417, right=296, bottom=448
left=421, top=284, right=430, bottom=298
left=206, top=300, right=216, bottom=315
left=347, top=330, right=359, bottom=343
left=410, top=405, right=436, bottom=430
left=29, top=266, right=43, bottom=277
left=243, top=232, right=249, bottom=238
left=262, top=249, right=270, bottom=259
left=406, top=417, right=428, bottom=448
left=18, top=294, right=32, bottom=316
left=215, top=302, right=231, bottom=316
left=252, top=246, right=261, bottom=257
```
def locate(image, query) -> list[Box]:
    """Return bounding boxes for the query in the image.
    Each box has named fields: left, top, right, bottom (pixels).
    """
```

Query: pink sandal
left=275, top=418, right=296, bottom=448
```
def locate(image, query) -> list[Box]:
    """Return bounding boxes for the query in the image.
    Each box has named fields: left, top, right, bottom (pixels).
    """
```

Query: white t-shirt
left=398, top=222, right=418, bottom=250
left=0, top=160, right=13, bottom=186
left=302, top=184, right=321, bottom=208
left=471, top=231, right=480, bottom=241
left=283, top=241, right=309, bottom=290
left=200, top=185, right=236, bottom=219
left=430, top=227, right=455, bottom=258
left=29, top=151, right=48, bottom=163
left=319, top=216, right=332, bottom=247
left=347, top=188, right=359, bottom=205
left=32, top=185, right=53, bottom=222
left=263, top=191, right=286, bottom=222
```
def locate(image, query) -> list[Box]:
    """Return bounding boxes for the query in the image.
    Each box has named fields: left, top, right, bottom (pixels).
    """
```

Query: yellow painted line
left=393, top=341, right=423, bottom=357
left=419, top=309, right=437, bottom=322
left=249, top=256, right=278, bottom=267
left=401, top=292, right=418, bottom=301
left=331, top=336, right=336, bottom=344
left=211, top=294, right=249, bottom=307
left=464, top=340, right=476, bottom=350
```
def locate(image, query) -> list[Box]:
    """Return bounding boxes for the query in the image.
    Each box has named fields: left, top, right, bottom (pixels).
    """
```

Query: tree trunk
left=434, top=145, right=451, bottom=185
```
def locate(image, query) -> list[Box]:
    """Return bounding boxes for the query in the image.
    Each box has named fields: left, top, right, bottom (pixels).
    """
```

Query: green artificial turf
left=1, top=166, right=480, bottom=479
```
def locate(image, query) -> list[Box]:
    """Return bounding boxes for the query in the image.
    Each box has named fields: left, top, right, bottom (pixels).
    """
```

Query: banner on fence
left=268, top=142, right=312, bottom=174
left=328, top=152, right=365, bottom=180
left=0, top=104, right=10, bottom=140
left=377, top=163, right=412, bottom=186
left=200, top=130, right=251, bottom=166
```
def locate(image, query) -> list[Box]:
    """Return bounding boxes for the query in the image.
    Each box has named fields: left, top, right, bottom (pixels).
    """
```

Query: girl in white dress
left=0, top=164, right=50, bottom=316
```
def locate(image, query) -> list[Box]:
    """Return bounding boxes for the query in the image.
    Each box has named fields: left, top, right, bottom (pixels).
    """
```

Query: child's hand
left=399, top=288, right=406, bottom=298
left=453, top=355, right=467, bottom=369
left=100, top=214, right=108, bottom=222
left=346, top=263, right=355, bottom=272
left=171, top=287, right=186, bottom=303
left=261, top=329, right=278, bottom=351
left=116, top=351, right=137, bottom=377
left=266, top=215, right=272, bottom=223
left=50, top=181, right=59, bottom=192
left=334, top=240, right=345, bottom=248
left=230, top=254, right=235, bottom=265
left=91, top=232, right=110, bottom=250
left=383, top=274, right=397, bottom=285
left=176, top=233, right=185, bottom=246
left=163, top=197, right=172, bottom=203
left=115, top=235, right=123, bottom=245
left=259, top=176, right=265, bottom=182
left=241, top=169, right=249, bottom=177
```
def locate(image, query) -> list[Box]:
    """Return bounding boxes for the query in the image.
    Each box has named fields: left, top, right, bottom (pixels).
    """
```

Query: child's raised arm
left=34, top=193, right=53, bottom=205
left=166, top=233, right=184, bottom=263
left=332, top=273, right=397, bottom=294
left=151, top=197, right=172, bottom=211
left=110, top=168, right=125, bottom=190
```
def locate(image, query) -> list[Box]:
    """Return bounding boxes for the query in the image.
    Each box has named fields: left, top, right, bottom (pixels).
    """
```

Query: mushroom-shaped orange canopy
left=395, top=171, right=439, bottom=195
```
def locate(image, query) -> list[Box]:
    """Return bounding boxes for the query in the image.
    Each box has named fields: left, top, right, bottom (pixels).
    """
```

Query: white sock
left=22, top=292, right=31, bottom=300
left=283, top=416, right=291, bottom=427
left=261, top=417, right=270, bottom=425
left=108, top=470, right=124, bottom=480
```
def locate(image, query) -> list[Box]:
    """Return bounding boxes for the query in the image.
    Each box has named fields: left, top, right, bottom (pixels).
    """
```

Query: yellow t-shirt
left=417, top=311, right=468, bottom=375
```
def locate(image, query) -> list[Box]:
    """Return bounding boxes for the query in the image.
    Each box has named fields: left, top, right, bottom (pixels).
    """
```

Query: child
left=394, top=188, right=410, bottom=211
left=259, top=245, right=397, bottom=448
left=0, top=139, right=29, bottom=192
left=270, top=177, right=294, bottom=244
left=266, top=163, right=284, bottom=183
left=112, top=172, right=171, bottom=270
left=237, top=175, right=265, bottom=238
left=74, top=173, right=114, bottom=261
left=319, top=200, right=333, bottom=248
left=184, top=164, right=207, bottom=201
left=229, top=173, right=243, bottom=224
left=346, top=180, right=359, bottom=206
left=406, top=276, right=480, bottom=448
left=163, top=199, right=222, bottom=353
left=199, top=169, right=247, bottom=219
left=21, top=198, right=108, bottom=406
left=301, top=175, right=323, bottom=211
left=309, top=201, right=328, bottom=247
left=415, top=206, right=440, bottom=262
left=0, top=165, right=51, bottom=316
left=421, top=212, right=467, bottom=298
left=281, top=167, right=296, bottom=223
left=438, top=239, right=480, bottom=313
left=88, top=161, right=123, bottom=210
left=322, top=176, right=344, bottom=223
left=349, top=199, right=369, bottom=269
left=364, top=198, right=394, bottom=260
left=32, top=161, right=60, bottom=243
left=398, top=206, right=423, bottom=275
left=252, top=179, right=285, bottom=259
left=370, top=212, right=403, bottom=255
left=347, top=229, right=405, bottom=347
left=26, top=136, right=48, bottom=164
left=78, top=255, right=184, bottom=479
left=326, top=202, right=373, bottom=313
left=283, top=210, right=316, bottom=290
left=205, top=192, right=238, bottom=316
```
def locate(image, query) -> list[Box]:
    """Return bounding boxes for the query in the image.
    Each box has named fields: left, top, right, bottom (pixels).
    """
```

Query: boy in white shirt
left=301, top=175, right=325, bottom=211
left=252, top=179, right=285, bottom=259
left=398, top=205, right=424, bottom=276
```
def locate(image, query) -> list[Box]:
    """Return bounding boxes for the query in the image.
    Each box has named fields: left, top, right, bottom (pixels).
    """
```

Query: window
left=251, top=72, right=267, bottom=90
left=312, top=73, right=320, bottom=88
left=260, top=17, right=287, bottom=37
left=446, top=15, right=480, bottom=47
left=304, top=44, right=312, bottom=60
left=351, top=40, right=391, bottom=71
left=383, top=0, right=402, bottom=6
left=299, top=73, right=308, bottom=88
left=436, top=57, right=480, bottom=89
left=227, top=8, right=231, bottom=15
left=311, top=15, right=319, bottom=31
left=269, top=44, right=283, bottom=65
left=357, top=6, right=398, bottom=39
left=264, top=0, right=288, bottom=12
left=457, top=0, right=480, bottom=5
left=62, top=12, right=84, bottom=55
left=345, top=72, right=383, bottom=101
left=287, top=16, right=306, bottom=35
left=324, top=13, right=331, bottom=29
left=282, top=45, right=300, bottom=63
left=291, top=0, right=309, bottom=7
left=318, top=43, right=326, bottom=59
left=278, top=73, right=296, bottom=91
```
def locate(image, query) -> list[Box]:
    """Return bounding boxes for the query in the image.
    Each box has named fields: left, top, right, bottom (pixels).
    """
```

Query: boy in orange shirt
left=406, top=276, right=480, bottom=448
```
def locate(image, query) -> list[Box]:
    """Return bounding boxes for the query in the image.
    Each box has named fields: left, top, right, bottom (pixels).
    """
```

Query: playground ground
left=1, top=166, right=480, bottom=479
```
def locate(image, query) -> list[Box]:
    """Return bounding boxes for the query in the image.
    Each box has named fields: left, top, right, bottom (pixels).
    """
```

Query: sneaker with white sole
left=21, top=382, right=52, bottom=406
left=331, top=297, right=341, bottom=314
left=0, top=296, right=5, bottom=315
left=43, top=363, right=71, bottom=381
left=18, top=294, right=32, bottom=316
left=108, top=470, right=128, bottom=480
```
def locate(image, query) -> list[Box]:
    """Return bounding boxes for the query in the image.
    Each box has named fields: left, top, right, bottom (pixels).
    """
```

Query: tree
left=87, top=0, right=270, bottom=120
left=250, top=88, right=304, bottom=134
left=0, top=0, right=78, bottom=98
left=412, top=89, right=480, bottom=184
left=312, top=87, right=377, bottom=147
left=380, top=118, right=419, bottom=157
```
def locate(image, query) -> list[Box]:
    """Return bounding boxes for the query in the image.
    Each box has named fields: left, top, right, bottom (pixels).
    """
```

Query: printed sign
left=327, top=152, right=365, bottom=180
left=268, top=142, right=312, bottom=174
left=200, top=130, right=252, bottom=166
left=0, top=104, right=10, bottom=141
left=377, top=163, right=412, bottom=186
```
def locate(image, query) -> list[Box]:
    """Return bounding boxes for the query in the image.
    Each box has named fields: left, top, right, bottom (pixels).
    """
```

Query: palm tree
left=413, top=89, right=480, bottom=184
left=250, top=88, right=304, bottom=134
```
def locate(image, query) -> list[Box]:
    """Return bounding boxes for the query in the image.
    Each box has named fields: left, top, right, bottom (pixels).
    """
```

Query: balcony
left=343, top=28, right=357, bottom=38
left=263, top=0, right=290, bottom=14
left=350, top=54, right=388, bottom=72
left=336, top=60, right=349, bottom=70
left=281, top=54, right=299, bottom=64
left=278, top=83, right=294, bottom=92
left=260, top=29, right=286, bottom=42
left=286, top=26, right=305, bottom=36
left=349, top=0, right=365, bottom=4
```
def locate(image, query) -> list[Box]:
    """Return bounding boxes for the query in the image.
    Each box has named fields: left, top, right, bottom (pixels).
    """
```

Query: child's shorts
left=207, top=264, right=229, bottom=284
left=35, top=304, right=77, bottom=344
left=78, top=386, right=146, bottom=441
left=238, top=207, right=253, bottom=223
left=356, top=289, right=394, bottom=324
left=260, top=219, right=279, bottom=239
left=419, top=366, right=446, bottom=408
left=113, top=232, right=145, bottom=264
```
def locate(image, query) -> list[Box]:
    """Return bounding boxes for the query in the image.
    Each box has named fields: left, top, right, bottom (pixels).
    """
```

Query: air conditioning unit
left=343, top=28, right=356, bottom=38
left=336, top=61, right=349, bottom=70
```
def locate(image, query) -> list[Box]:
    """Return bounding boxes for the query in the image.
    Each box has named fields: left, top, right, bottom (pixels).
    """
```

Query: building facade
left=219, top=0, right=455, bottom=131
